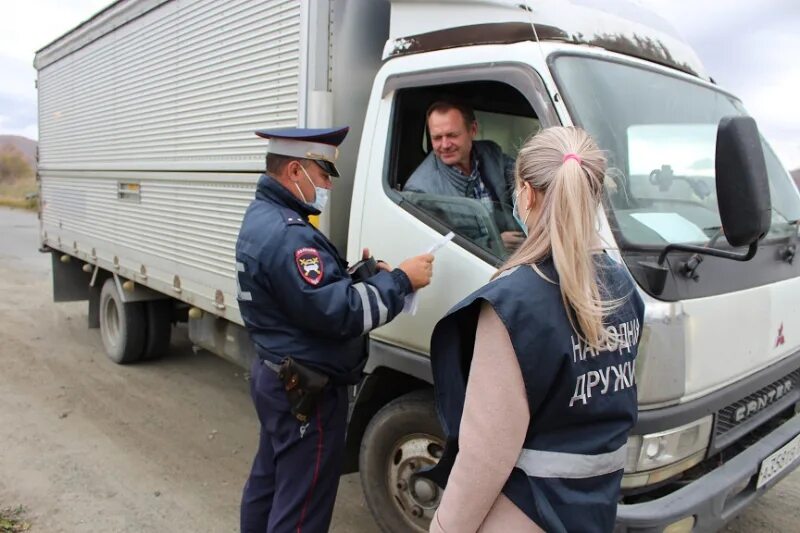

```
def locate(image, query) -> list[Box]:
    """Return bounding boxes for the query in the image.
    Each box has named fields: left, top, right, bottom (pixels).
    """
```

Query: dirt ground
left=0, top=208, right=376, bottom=533
left=0, top=206, right=798, bottom=532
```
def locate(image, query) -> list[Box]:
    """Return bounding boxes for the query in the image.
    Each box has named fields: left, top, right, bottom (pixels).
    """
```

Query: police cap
left=255, top=126, right=349, bottom=177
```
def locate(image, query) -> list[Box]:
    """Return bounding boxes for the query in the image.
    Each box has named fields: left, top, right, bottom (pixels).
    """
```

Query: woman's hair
left=495, top=126, right=619, bottom=349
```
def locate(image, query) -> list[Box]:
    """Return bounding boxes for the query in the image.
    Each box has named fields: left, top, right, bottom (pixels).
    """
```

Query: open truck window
left=385, top=81, right=540, bottom=262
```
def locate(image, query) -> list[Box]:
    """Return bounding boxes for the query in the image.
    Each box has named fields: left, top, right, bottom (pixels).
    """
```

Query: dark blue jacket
left=235, top=175, right=413, bottom=384
left=430, top=255, right=645, bottom=532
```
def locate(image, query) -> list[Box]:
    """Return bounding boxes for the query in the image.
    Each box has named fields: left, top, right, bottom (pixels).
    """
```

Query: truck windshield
left=552, top=55, right=800, bottom=248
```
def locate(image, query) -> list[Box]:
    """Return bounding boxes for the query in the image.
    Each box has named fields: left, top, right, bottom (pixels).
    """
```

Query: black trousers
left=240, top=358, right=348, bottom=533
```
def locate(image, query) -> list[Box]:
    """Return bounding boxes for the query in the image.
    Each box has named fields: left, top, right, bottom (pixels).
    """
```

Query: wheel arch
left=344, top=366, right=433, bottom=474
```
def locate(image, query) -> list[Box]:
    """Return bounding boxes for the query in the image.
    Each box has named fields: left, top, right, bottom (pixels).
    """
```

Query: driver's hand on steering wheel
left=501, top=231, right=526, bottom=252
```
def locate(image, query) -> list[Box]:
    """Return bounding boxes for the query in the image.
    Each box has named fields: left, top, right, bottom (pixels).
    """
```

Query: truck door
left=350, top=56, right=560, bottom=355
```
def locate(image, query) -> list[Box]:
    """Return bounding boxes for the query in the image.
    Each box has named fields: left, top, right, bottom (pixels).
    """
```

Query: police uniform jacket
left=235, top=174, right=413, bottom=385
left=430, top=254, right=645, bottom=532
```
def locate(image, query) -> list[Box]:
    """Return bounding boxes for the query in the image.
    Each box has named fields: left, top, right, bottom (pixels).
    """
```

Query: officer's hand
left=362, top=247, right=392, bottom=271
left=398, top=253, right=434, bottom=291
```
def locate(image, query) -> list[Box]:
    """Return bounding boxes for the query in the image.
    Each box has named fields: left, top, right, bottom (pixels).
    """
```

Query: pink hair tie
left=563, top=153, right=582, bottom=165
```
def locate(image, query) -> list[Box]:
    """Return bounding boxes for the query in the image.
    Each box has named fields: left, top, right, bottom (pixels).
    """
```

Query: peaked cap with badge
left=255, top=126, right=349, bottom=177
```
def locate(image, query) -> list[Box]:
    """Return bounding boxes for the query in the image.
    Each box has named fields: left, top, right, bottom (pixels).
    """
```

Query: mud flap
left=51, top=253, right=91, bottom=302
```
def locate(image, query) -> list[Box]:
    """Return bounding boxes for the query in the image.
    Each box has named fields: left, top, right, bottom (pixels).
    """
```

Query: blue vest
left=235, top=175, right=413, bottom=385
left=430, top=255, right=645, bottom=532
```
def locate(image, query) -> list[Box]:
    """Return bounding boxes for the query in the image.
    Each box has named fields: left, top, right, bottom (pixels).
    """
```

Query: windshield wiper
left=689, top=217, right=799, bottom=274
left=777, top=219, right=800, bottom=264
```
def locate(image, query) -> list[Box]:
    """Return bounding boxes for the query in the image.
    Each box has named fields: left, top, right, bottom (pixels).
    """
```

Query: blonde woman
left=428, top=127, right=645, bottom=533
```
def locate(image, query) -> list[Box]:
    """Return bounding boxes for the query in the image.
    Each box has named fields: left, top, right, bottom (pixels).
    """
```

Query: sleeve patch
left=295, top=247, right=324, bottom=286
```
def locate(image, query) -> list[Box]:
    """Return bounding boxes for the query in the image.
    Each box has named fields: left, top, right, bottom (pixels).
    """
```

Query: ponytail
left=495, top=127, right=620, bottom=349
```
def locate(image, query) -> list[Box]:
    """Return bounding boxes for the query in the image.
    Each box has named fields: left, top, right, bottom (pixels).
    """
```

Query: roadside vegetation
left=0, top=146, right=37, bottom=210
left=0, top=506, right=30, bottom=532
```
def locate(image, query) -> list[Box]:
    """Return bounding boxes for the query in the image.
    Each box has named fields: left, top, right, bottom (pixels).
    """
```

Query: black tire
left=142, top=300, right=172, bottom=360
left=99, top=278, right=146, bottom=364
left=360, top=390, right=445, bottom=533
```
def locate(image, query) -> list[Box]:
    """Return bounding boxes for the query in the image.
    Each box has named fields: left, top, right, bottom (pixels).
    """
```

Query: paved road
left=0, top=206, right=797, bottom=532
left=1, top=207, right=48, bottom=273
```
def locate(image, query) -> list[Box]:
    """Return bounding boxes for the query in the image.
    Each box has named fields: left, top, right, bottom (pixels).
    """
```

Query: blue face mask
left=297, top=165, right=330, bottom=212
left=512, top=186, right=530, bottom=236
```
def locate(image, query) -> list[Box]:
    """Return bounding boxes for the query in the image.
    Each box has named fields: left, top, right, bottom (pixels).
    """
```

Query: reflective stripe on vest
left=515, top=444, right=627, bottom=479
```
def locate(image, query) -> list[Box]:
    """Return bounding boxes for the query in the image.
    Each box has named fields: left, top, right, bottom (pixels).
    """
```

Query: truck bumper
left=616, top=412, right=800, bottom=533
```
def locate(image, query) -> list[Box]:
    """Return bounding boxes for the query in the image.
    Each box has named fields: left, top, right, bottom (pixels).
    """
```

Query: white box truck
left=34, top=0, right=800, bottom=531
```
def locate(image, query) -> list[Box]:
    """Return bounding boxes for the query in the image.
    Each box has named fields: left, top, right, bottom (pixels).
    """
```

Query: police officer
left=424, top=127, right=645, bottom=532
left=236, top=126, right=434, bottom=533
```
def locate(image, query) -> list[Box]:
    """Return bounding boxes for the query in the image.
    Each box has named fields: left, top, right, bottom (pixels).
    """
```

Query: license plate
left=757, top=433, right=800, bottom=489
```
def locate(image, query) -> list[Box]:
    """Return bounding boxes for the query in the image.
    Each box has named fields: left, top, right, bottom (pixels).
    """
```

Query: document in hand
left=402, top=231, right=455, bottom=315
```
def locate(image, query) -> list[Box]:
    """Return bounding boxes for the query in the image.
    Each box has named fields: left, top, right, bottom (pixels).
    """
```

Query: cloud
left=0, top=55, right=37, bottom=99
left=0, top=93, right=37, bottom=135
left=0, top=121, right=38, bottom=141
left=638, top=0, right=800, bottom=170
left=0, top=0, right=110, bottom=62
left=0, top=1, right=107, bottom=139
left=0, top=56, right=38, bottom=140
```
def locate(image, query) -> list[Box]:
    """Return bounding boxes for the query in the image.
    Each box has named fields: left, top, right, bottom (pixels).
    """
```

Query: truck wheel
left=142, top=300, right=172, bottom=360
left=99, top=278, right=146, bottom=364
left=360, top=390, right=444, bottom=533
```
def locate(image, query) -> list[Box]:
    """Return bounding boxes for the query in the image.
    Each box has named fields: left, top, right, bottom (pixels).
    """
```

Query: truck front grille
left=715, top=369, right=800, bottom=443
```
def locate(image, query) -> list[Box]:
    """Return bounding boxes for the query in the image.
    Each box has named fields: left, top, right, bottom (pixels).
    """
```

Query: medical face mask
left=296, top=165, right=330, bottom=212
left=512, top=186, right=531, bottom=236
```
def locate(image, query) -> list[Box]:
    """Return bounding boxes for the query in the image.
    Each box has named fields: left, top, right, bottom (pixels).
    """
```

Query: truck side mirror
left=715, top=116, right=771, bottom=247
left=641, top=116, right=773, bottom=295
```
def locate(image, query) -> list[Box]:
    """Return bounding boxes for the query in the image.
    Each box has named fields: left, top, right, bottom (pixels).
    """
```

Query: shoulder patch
left=295, top=248, right=324, bottom=286
left=281, top=208, right=306, bottom=226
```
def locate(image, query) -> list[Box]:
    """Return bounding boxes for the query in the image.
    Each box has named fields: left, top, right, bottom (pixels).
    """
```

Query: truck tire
left=142, top=300, right=172, bottom=360
left=99, top=278, right=146, bottom=364
left=360, top=389, right=445, bottom=533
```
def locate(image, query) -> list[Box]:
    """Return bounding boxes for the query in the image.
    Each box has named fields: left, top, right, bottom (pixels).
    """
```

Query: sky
left=0, top=0, right=798, bottom=170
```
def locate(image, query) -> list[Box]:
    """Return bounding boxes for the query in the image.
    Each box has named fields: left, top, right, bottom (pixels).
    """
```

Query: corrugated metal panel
left=40, top=173, right=254, bottom=279
left=38, top=0, right=302, bottom=169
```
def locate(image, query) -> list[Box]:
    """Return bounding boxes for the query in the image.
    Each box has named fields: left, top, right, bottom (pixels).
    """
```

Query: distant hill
left=792, top=169, right=800, bottom=188
left=0, top=135, right=37, bottom=170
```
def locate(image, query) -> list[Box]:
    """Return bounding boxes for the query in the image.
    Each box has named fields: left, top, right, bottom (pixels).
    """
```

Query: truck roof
left=34, top=0, right=170, bottom=70
left=36, top=0, right=707, bottom=82
left=385, top=0, right=708, bottom=80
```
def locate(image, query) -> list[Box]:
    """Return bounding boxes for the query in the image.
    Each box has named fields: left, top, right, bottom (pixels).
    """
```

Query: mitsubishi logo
left=776, top=323, right=786, bottom=348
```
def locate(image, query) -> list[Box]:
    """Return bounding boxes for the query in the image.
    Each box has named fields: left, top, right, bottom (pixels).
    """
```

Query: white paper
left=630, top=213, right=708, bottom=244
left=402, top=231, right=455, bottom=315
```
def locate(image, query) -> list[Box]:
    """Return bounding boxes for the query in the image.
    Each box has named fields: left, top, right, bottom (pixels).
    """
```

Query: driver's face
left=428, top=108, right=476, bottom=173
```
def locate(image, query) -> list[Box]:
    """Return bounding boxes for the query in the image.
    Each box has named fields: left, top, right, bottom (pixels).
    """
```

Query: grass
left=0, top=506, right=30, bottom=532
left=0, top=176, right=38, bottom=211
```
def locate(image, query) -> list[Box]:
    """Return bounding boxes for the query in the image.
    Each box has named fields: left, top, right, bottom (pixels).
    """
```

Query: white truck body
left=36, top=1, right=800, bottom=531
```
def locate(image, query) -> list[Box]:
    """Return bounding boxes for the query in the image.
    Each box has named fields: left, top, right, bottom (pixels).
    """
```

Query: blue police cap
left=255, top=126, right=349, bottom=177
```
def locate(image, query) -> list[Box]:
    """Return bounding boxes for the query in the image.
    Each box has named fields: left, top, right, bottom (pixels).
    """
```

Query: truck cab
left=344, top=2, right=800, bottom=531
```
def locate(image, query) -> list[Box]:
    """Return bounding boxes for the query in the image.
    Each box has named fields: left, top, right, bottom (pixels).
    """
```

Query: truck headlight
left=623, top=416, right=712, bottom=488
